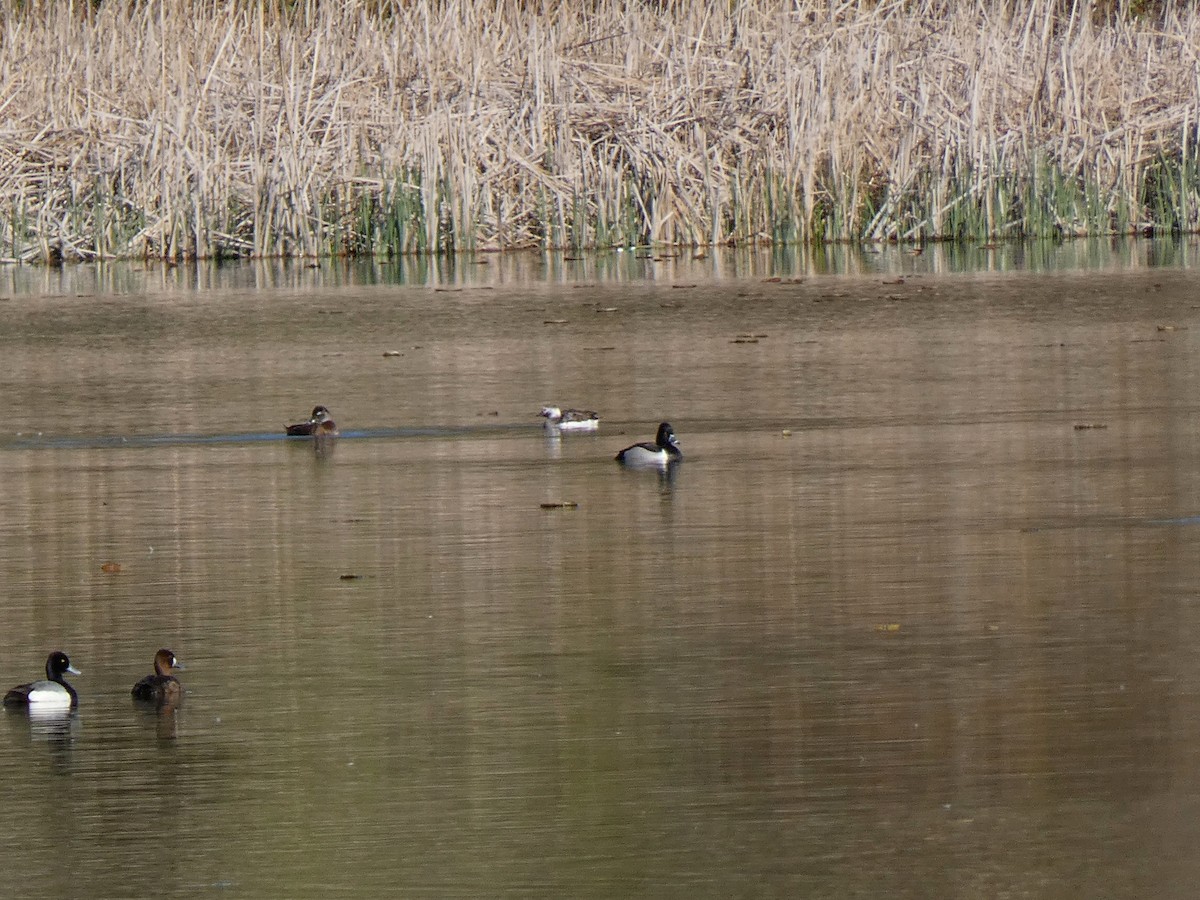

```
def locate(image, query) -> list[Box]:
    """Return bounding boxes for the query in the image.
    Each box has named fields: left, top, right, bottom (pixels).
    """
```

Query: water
left=2, top=254, right=1200, bottom=897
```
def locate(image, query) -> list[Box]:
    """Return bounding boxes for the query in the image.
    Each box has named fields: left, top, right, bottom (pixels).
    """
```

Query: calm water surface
left=2, top=256, right=1200, bottom=898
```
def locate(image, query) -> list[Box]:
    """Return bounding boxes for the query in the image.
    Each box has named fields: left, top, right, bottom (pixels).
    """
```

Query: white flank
left=27, top=684, right=72, bottom=708
left=621, top=446, right=669, bottom=466
left=554, top=419, right=599, bottom=432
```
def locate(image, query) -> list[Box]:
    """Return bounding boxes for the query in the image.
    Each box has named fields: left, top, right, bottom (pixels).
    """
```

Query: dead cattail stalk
left=0, top=0, right=1197, bottom=260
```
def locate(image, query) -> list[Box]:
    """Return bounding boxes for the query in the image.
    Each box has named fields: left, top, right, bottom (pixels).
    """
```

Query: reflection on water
left=17, top=708, right=79, bottom=746
left=132, top=699, right=181, bottom=742
left=5, top=709, right=80, bottom=776
left=2, top=236, right=1200, bottom=298
left=2, top=262, right=1200, bottom=896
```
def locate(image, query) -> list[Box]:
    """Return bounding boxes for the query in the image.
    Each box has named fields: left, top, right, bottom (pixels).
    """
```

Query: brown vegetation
left=0, top=0, right=1197, bottom=260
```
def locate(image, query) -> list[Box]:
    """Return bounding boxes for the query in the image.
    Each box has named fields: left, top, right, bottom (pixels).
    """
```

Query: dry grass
left=0, top=0, right=1197, bottom=260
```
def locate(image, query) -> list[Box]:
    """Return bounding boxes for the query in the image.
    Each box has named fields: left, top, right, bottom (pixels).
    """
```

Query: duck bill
left=66, top=665, right=81, bottom=676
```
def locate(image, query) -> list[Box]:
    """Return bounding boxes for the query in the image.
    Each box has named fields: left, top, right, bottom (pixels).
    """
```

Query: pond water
left=2, top=246, right=1200, bottom=898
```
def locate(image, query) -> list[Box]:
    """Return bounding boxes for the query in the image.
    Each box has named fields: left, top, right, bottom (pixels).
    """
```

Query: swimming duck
left=540, top=406, right=600, bottom=431
left=3, top=651, right=80, bottom=710
left=286, top=405, right=336, bottom=436
left=131, top=648, right=184, bottom=705
left=616, top=421, right=682, bottom=466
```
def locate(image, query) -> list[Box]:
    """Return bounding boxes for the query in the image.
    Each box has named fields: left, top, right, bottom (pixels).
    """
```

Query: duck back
left=4, top=680, right=77, bottom=709
left=132, top=674, right=182, bottom=705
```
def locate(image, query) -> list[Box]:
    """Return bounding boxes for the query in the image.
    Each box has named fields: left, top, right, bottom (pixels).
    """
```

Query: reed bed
left=0, top=0, right=1197, bottom=261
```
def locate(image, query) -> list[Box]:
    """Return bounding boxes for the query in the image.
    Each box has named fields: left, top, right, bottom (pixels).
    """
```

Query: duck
left=131, top=648, right=185, bottom=705
left=540, top=406, right=600, bottom=431
left=286, top=405, right=336, bottom=436
left=616, top=421, right=682, bottom=466
left=3, top=651, right=80, bottom=710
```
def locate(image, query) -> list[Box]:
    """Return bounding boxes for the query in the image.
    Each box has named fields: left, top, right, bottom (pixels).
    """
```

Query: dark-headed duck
left=616, top=422, right=682, bottom=467
left=3, top=651, right=80, bottom=710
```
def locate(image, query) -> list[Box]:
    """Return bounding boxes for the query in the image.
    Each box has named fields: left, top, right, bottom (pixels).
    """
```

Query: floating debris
left=1073, top=423, right=1108, bottom=430
left=875, top=623, right=901, bottom=633
left=781, top=429, right=792, bottom=437
left=339, top=573, right=364, bottom=581
left=100, top=561, right=123, bottom=574
left=540, top=501, right=579, bottom=509
left=382, top=350, right=402, bottom=357
left=543, top=319, right=568, bottom=325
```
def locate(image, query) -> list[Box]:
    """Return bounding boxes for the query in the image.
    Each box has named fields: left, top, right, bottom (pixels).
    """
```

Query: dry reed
left=0, top=0, right=1197, bottom=261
